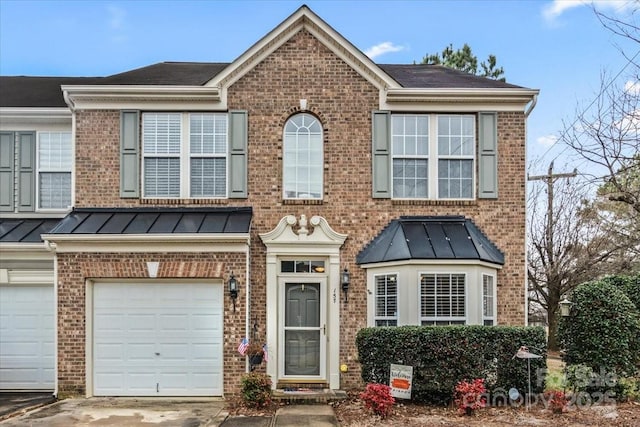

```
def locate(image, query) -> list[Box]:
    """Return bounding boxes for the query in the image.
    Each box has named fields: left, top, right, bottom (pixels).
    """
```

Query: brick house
left=0, top=6, right=538, bottom=397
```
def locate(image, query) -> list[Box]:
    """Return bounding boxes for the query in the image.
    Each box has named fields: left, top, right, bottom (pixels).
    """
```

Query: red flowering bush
left=360, top=383, right=395, bottom=418
left=453, top=378, right=487, bottom=415
left=544, top=390, right=568, bottom=413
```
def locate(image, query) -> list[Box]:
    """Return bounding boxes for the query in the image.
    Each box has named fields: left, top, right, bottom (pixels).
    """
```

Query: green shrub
left=356, top=325, right=546, bottom=404
left=240, top=372, right=272, bottom=408
left=558, top=279, right=640, bottom=379
left=602, top=274, right=640, bottom=311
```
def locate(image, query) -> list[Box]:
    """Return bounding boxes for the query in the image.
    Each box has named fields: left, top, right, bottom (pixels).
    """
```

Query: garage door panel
left=93, top=282, right=223, bottom=396
left=0, top=284, right=55, bottom=390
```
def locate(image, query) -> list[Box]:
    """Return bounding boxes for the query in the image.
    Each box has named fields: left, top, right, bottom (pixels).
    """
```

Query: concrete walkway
left=0, top=397, right=339, bottom=427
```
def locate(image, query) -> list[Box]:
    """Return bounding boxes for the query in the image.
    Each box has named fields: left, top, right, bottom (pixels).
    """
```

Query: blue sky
left=1, top=0, right=637, bottom=174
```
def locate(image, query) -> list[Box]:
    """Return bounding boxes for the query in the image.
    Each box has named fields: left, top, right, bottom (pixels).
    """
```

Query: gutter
left=524, top=94, right=538, bottom=118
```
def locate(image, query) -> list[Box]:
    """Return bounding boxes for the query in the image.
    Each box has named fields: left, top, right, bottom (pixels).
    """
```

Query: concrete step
left=272, top=388, right=347, bottom=404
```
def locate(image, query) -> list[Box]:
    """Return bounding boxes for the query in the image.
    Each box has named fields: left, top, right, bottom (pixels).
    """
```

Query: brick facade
left=59, top=28, right=528, bottom=395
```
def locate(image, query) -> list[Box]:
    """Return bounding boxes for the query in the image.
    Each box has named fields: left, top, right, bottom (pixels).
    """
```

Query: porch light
left=341, top=268, right=350, bottom=302
left=559, top=297, right=572, bottom=317
left=229, top=272, right=239, bottom=312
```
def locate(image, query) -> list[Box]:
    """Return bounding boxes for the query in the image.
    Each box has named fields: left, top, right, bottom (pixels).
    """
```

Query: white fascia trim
left=0, top=108, right=72, bottom=126
left=43, top=233, right=250, bottom=253
left=61, top=85, right=223, bottom=111
left=210, top=6, right=397, bottom=92
left=0, top=242, right=51, bottom=253
left=383, top=88, right=539, bottom=111
left=359, top=259, right=504, bottom=270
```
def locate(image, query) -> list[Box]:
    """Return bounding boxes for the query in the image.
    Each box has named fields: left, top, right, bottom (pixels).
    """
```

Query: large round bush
left=558, top=279, right=640, bottom=377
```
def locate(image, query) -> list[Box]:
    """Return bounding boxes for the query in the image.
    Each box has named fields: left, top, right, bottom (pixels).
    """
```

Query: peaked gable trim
left=209, top=6, right=398, bottom=94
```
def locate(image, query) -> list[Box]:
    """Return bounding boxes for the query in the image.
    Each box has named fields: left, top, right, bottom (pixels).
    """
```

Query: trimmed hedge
left=356, top=325, right=547, bottom=404
left=558, top=279, right=640, bottom=378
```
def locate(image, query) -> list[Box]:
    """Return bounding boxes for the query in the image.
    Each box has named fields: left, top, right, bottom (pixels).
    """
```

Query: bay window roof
left=356, top=216, right=504, bottom=265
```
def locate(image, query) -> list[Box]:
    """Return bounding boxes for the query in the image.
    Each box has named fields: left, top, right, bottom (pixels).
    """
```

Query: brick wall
left=56, top=252, right=247, bottom=396
left=68, top=29, right=527, bottom=394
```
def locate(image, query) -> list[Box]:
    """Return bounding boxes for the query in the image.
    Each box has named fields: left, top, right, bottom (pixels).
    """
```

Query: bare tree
left=527, top=174, right=630, bottom=351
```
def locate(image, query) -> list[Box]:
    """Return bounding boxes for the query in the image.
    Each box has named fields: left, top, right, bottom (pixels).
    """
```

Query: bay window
left=374, top=274, right=398, bottom=326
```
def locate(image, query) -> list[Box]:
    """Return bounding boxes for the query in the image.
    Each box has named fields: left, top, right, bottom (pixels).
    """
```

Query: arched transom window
left=283, top=113, right=323, bottom=199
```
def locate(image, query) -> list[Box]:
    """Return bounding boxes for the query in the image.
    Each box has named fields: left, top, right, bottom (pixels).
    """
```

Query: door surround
left=260, top=215, right=346, bottom=389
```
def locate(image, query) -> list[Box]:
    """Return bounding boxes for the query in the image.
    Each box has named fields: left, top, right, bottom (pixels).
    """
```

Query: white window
left=392, top=115, right=429, bottom=198
left=374, top=274, right=397, bottom=326
left=142, top=113, right=227, bottom=198
left=482, top=274, right=495, bottom=326
left=283, top=113, right=323, bottom=199
left=391, top=114, right=475, bottom=199
left=38, top=132, right=72, bottom=209
left=420, top=273, right=466, bottom=325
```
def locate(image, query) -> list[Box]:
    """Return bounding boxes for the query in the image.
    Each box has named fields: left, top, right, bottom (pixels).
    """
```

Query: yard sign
left=389, top=363, right=413, bottom=399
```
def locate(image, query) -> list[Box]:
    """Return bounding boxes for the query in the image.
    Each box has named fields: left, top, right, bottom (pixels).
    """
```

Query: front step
left=272, top=388, right=348, bottom=404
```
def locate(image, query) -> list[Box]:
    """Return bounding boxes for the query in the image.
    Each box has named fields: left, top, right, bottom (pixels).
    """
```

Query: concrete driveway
left=0, top=397, right=227, bottom=426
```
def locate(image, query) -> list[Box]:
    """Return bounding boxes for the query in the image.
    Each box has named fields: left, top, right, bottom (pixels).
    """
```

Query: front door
left=280, top=280, right=325, bottom=379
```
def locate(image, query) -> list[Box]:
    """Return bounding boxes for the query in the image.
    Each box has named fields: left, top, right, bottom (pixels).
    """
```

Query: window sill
left=392, top=199, right=478, bottom=206
left=282, top=199, right=324, bottom=205
left=140, top=198, right=230, bottom=205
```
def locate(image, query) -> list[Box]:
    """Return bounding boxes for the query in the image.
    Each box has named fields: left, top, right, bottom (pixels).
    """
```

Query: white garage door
left=93, top=282, right=223, bottom=396
left=0, top=284, right=55, bottom=390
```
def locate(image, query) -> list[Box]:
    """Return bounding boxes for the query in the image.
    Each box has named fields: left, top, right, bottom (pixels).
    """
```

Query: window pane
left=190, top=158, right=226, bottom=197
left=283, top=113, right=323, bottom=199
left=420, top=273, right=465, bottom=324
left=393, top=159, right=428, bottom=198
left=39, top=173, right=71, bottom=209
left=375, top=275, right=397, bottom=325
left=143, top=113, right=181, bottom=154
left=144, top=158, right=180, bottom=197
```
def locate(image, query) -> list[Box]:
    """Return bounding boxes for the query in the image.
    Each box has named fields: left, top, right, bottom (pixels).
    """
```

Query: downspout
left=245, top=231, right=251, bottom=372
left=524, top=94, right=537, bottom=118
left=523, top=93, right=537, bottom=326
left=44, top=239, right=59, bottom=398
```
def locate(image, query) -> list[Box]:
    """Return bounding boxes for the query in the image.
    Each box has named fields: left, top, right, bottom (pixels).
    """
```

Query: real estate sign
left=389, top=363, right=413, bottom=399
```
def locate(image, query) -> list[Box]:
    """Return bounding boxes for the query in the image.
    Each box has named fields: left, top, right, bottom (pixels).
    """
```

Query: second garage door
left=93, top=282, right=223, bottom=396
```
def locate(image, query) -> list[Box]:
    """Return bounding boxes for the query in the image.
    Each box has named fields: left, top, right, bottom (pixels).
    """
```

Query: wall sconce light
left=229, top=272, right=239, bottom=312
left=559, top=296, right=572, bottom=317
left=341, top=268, right=350, bottom=302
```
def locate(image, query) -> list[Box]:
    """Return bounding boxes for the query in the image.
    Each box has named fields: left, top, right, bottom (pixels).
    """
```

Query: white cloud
left=107, top=5, right=127, bottom=42
left=624, top=80, right=640, bottom=95
left=364, top=42, right=405, bottom=60
left=537, top=134, right=559, bottom=147
left=542, top=0, right=635, bottom=24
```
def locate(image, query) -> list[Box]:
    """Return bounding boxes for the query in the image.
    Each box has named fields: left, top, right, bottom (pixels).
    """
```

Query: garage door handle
left=155, top=352, right=160, bottom=356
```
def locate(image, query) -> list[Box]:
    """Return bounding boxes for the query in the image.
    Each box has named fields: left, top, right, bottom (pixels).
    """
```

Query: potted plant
left=247, top=342, right=264, bottom=366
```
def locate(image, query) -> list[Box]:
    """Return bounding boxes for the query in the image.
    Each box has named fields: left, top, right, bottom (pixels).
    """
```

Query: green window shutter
left=120, top=111, right=140, bottom=198
left=228, top=110, right=248, bottom=199
left=17, top=132, right=35, bottom=211
left=372, top=111, right=391, bottom=198
left=0, top=132, right=15, bottom=212
left=478, top=112, right=498, bottom=199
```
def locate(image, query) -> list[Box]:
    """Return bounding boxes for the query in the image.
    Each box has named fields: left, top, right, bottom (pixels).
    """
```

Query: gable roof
left=356, top=216, right=504, bottom=266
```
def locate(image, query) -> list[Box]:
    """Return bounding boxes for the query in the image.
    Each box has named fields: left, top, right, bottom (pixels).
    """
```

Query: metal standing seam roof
left=356, top=216, right=504, bottom=265
left=47, top=207, right=252, bottom=235
left=0, top=218, right=62, bottom=243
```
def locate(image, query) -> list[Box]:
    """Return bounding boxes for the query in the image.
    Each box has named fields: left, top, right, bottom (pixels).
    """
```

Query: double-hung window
left=283, top=113, right=323, bottom=200
left=420, top=273, right=466, bottom=325
left=391, top=114, right=475, bottom=199
left=374, top=274, right=398, bottom=326
left=38, top=132, right=72, bottom=210
left=482, top=274, right=495, bottom=326
left=142, top=113, right=227, bottom=198
left=392, top=115, right=429, bottom=198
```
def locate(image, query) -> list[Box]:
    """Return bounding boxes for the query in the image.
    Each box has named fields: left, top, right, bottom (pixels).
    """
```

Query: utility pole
left=527, top=161, right=577, bottom=351
left=528, top=162, right=578, bottom=267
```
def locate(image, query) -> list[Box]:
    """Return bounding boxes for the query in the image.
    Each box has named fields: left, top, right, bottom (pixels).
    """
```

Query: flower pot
left=249, top=354, right=263, bottom=365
